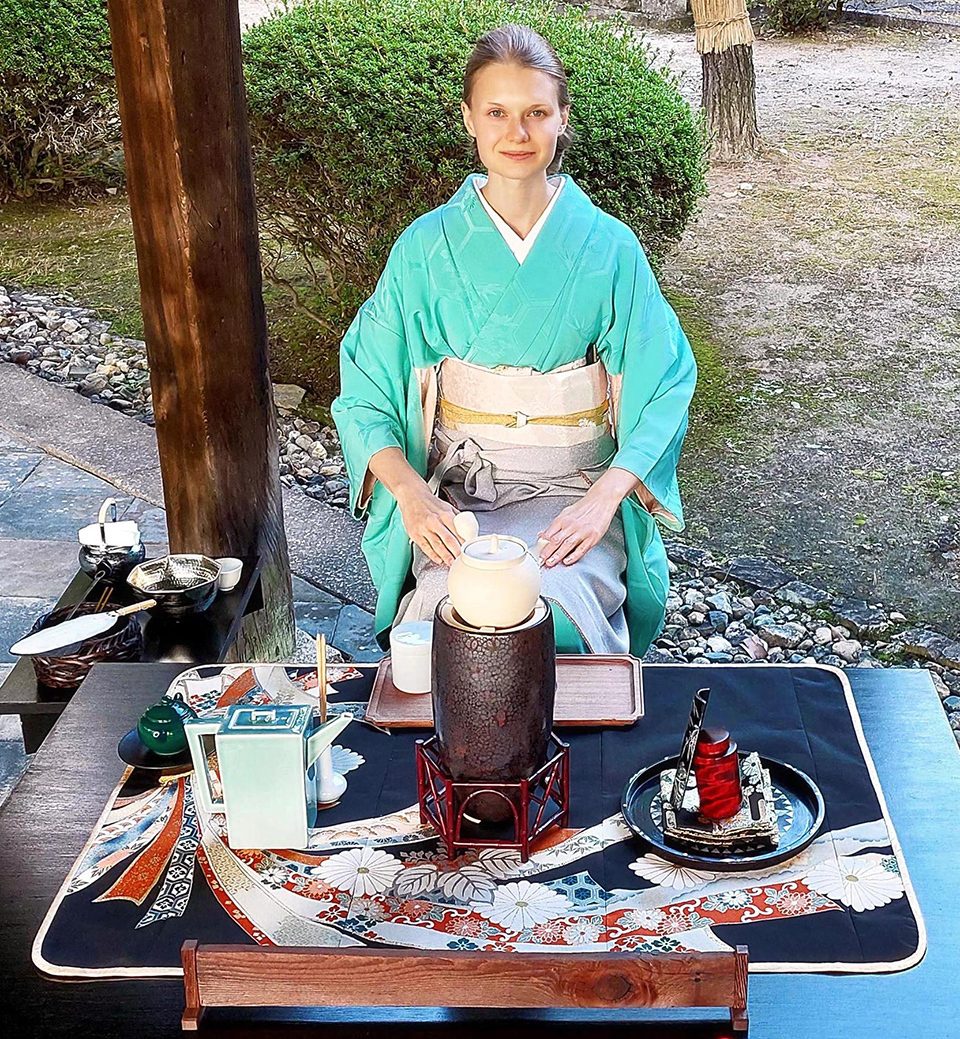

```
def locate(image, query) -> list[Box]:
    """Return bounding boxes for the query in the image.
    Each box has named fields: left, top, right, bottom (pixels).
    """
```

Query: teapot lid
left=460, top=534, right=527, bottom=570
left=225, top=704, right=311, bottom=734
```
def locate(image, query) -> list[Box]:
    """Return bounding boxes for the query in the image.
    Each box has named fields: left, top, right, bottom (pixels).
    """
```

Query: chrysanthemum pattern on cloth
left=475, top=880, right=572, bottom=930
left=315, top=847, right=403, bottom=897
left=805, top=854, right=905, bottom=912
left=562, top=917, right=604, bottom=945
left=627, top=854, right=719, bottom=891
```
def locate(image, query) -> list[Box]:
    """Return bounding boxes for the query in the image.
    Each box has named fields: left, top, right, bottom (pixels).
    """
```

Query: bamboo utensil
left=316, top=633, right=327, bottom=723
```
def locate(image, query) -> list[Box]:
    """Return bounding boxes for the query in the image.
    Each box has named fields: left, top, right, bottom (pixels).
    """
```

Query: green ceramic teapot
left=137, top=692, right=198, bottom=756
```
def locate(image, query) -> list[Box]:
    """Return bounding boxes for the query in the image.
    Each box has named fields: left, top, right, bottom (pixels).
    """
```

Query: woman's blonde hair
left=462, top=24, right=574, bottom=174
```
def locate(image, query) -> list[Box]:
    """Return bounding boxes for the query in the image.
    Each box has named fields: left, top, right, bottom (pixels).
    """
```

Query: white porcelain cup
left=215, top=557, right=243, bottom=592
left=390, top=620, right=433, bottom=694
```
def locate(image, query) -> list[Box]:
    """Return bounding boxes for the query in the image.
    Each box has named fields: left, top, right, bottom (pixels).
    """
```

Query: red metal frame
left=416, top=734, right=570, bottom=862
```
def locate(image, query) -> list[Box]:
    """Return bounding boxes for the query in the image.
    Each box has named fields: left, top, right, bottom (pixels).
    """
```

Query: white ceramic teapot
left=447, top=516, right=549, bottom=629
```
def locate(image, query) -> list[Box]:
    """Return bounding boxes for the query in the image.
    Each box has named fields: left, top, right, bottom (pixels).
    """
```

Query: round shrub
left=0, top=0, right=122, bottom=197
left=243, top=0, right=708, bottom=349
left=761, top=0, right=833, bottom=32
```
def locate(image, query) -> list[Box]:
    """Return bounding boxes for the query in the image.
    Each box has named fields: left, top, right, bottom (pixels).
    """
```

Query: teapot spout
left=306, top=713, right=352, bottom=767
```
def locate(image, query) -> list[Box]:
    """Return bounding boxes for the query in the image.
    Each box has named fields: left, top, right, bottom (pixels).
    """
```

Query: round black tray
left=118, top=728, right=193, bottom=772
left=621, top=753, right=825, bottom=872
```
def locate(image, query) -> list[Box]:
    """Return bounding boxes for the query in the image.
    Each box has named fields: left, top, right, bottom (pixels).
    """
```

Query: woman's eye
left=488, top=109, right=504, bottom=117
left=531, top=110, right=546, bottom=117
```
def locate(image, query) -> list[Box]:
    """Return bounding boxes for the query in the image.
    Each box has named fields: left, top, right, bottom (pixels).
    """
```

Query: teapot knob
left=453, top=511, right=479, bottom=544
left=534, top=537, right=551, bottom=568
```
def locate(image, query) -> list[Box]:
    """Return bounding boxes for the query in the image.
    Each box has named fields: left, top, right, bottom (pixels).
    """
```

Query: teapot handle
left=97, top=497, right=118, bottom=545
left=184, top=720, right=225, bottom=815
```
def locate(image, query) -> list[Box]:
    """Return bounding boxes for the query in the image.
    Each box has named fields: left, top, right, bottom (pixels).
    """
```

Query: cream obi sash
left=436, top=356, right=611, bottom=448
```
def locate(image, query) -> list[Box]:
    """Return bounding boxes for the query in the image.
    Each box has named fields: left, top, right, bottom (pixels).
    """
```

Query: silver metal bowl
left=127, top=554, right=221, bottom=618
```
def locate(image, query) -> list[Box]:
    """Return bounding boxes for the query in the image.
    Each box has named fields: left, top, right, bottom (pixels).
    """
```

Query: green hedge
left=762, top=0, right=833, bottom=31
left=0, top=0, right=122, bottom=197
left=243, top=0, right=708, bottom=342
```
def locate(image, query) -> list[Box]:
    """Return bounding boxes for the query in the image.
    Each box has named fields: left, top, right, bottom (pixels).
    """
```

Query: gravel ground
left=645, top=25, right=960, bottom=637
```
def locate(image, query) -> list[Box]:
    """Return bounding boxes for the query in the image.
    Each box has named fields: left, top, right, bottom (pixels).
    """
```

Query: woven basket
left=28, top=602, right=143, bottom=691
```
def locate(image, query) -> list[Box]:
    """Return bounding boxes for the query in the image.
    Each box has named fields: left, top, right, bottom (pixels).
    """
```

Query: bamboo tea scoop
left=11, top=599, right=157, bottom=657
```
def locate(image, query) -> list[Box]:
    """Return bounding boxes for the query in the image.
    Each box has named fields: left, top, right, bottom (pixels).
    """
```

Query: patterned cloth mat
left=34, top=663, right=925, bottom=978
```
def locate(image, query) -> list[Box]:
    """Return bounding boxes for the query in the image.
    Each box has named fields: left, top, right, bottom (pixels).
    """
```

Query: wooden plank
left=191, top=945, right=742, bottom=1012
left=104, top=0, right=293, bottom=660
left=367, top=654, right=643, bottom=729
left=180, top=940, right=204, bottom=1031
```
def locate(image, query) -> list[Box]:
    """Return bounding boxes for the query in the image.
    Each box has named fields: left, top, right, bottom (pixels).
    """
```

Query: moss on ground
left=665, top=288, right=744, bottom=444
left=0, top=198, right=143, bottom=338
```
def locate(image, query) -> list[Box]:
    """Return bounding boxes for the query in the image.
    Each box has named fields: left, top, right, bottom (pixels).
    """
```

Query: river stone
left=708, top=610, right=728, bottom=633
left=664, top=541, right=710, bottom=568
left=706, top=591, right=733, bottom=615
left=715, top=556, right=798, bottom=590
left=742, top=634, right=768, bottom=659
left=13, top=319, right=38, bottom=338
left=776, top=580, right=831, bottom=608
left=896, top=629, right=960, bottom=670
left=724, top=621, right=750, bottom=645
left=272, top=382, right=306, bottom=415
left=833, top=639, right=862, bottom=663
left=754, top=616, right=806, bottom=649
left=833, top=598, right=892, bottom=637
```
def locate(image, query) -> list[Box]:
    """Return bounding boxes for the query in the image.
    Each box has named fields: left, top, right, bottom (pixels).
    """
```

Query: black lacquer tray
left=622, top=753, right=825, bottom=872
left=118, top=728, right=192, bottom=772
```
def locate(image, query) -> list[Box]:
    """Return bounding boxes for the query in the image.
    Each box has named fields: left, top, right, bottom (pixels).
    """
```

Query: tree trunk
left=105, top=0, right=295, bottom=660
left=701, top=44, right=762, bottom=163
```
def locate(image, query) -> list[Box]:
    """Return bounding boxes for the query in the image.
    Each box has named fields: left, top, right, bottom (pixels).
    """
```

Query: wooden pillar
left=106, top=0, right=294, bottom=658
left=691, top=0, right=762, bottom=162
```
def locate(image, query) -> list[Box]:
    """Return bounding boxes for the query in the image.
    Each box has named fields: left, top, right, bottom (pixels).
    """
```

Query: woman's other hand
left=538, top=466, right=641, bottom=568
left=397, top=483, right=463, bottom=566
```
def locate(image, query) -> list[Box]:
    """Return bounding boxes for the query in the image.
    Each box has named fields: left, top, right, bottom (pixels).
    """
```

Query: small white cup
left=390, top=620, right=433, bottom=694
left=215, top=557, right=243, bottom=592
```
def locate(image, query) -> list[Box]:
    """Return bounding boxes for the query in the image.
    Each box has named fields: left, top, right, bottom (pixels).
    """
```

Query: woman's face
left=461, top=62, right=569, bottom=182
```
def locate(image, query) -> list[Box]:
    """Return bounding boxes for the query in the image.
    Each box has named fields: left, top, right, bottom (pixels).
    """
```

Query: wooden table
left=2, top=662, right=959, bottom=1037
left=0, top=557, right=262, bottom=753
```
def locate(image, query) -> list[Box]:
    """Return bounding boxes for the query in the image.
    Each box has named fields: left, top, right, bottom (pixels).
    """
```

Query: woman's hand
left=396, top=483, right=462, bottom=566
left=538, top=467, right=641, bottom=568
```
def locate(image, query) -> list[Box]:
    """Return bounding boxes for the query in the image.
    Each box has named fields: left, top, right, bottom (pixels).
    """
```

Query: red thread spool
left=694, top=726, right=743, bottom=820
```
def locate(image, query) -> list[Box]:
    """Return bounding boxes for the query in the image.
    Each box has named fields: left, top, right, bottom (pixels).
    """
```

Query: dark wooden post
left=105, top=0, right=294, bottom=658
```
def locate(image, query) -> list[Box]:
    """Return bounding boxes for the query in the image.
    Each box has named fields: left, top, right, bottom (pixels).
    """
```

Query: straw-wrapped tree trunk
left=690, top=0, right=761, bottom=162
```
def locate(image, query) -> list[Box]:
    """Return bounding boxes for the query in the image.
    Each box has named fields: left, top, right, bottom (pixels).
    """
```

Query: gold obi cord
left=439, top=398, right=608, bottom=430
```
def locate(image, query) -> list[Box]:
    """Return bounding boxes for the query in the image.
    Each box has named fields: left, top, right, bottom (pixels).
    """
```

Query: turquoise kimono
left=332, top=174, right=696, bottom=656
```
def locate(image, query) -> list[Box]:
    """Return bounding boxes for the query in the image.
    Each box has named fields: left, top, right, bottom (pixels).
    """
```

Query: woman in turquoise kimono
left=332, top=24, right=696, bottom=656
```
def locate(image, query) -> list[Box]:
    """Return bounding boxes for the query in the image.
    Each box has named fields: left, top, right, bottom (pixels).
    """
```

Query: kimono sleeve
left=598, top=237, right=697, bottom=532
left=331, top=242, right=413, bottom=520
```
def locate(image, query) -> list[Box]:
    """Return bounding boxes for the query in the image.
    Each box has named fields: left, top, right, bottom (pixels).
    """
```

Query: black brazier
left=431, top=596, right=556, bottom=821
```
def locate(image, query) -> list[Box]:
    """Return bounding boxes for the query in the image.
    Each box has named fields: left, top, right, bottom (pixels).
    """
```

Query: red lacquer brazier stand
left=415, top=732, right=570, bottom=862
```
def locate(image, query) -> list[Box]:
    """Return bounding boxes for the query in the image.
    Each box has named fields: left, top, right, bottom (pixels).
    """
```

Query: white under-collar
left=472, top=176, right=564, bottom=264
